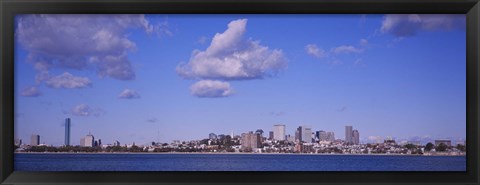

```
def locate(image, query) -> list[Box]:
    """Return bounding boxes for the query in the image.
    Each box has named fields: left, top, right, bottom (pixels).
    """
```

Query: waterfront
left=15, top=153, right=466, bottom=171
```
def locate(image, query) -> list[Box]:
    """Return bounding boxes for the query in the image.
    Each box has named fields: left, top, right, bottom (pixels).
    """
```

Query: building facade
left=241, top=131, right=261, bottom=149
left=30, top=134, right=40, bottom=146
left=84, top=133, right=95, bottom=147
left=352, top=129, right=360, bottom=145
left=273, top=124, right=286, bottom=141
left=345, top=126, right=353, bottom=144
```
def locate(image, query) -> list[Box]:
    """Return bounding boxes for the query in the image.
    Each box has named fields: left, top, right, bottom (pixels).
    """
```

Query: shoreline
left=14, top=152, right=466, bottom=156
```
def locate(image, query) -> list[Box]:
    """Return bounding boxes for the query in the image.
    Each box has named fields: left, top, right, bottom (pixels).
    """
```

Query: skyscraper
left=273, top=124, right=285, bottom=141
left=345, top=126, right=353, bottom=144
left=352, top=130, right=360, bottom=145
left=65, top=118, right=71, bottom=146
left=301, top=126, right=312, bottom=143
left=30, top=134, right=40, bottom=146
left=84, top=132, right=95, bottom=147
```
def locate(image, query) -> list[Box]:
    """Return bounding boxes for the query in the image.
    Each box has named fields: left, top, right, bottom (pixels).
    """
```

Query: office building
left=65, top=118, right=71, bottom=146
left=273, top=124, right=286, bottom=141
left=345, top=126, right=353, bottom=144
left=80, top=138, right=85, bottom=146
left=84, top=132, right=95, bottom=147
left=302, top=126, right=312, bottom=143
left=296, top=126, right=312, bottom=143
left=268, top=131, right=274, bottom=140
left=326, top=132, right=335, bottom=142
left=317, top=130, right=327, bottom=141
left=241, top=131, right=261, bottom=149
left=30, top=134, right=40, bottom=146
left=352, top=129, right=360, bottom=145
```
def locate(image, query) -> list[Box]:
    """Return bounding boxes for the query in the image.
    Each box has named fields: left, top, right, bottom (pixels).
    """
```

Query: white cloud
left=331, top=45, right=364, bottom=54
left=71, top=104, right=105, bottom=117
left=16, top=14, right=169, bottom=81
left=176, top=19, right=287, bottom=81
left=44, top=72, right=91, bottom=89
left=359, top=39, right=369, bottom=46
left=305, top=44, right=326, bottom=58
left=20, top=86, right=41, bottom=97
left=381, top=14, right=465, bottom=37
left=190, top=80, right=234, bottom=98
left=118, top=89, right=141, bottom=99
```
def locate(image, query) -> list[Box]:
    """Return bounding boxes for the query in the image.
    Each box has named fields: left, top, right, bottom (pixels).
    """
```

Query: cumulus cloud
left=305, top=44, right=326, bottom=58
left=16, top=14, right=169, bottom=82
left=20, top=86, right=41, bottom=97
left=43, top=72, right=92, bottom=89
left=381, top=14, right=465, bottom=37
left=190, top=80, right=234, bottom=98
left=71, top=104, right=105, bottom=117
left=118, top=89, right=141, bottom=99
left=176, top=19, right=287, bottom=81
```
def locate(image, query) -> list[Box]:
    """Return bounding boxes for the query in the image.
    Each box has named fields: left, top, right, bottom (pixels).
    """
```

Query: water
left=15, top=153, right=466, bottom=171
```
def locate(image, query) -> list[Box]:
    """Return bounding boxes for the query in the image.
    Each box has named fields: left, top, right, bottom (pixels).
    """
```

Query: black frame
left=1, top=0, right=479, bottom=184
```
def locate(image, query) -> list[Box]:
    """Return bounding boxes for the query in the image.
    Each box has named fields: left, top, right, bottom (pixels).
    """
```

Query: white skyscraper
left=273, top=124, right=286, bottom=141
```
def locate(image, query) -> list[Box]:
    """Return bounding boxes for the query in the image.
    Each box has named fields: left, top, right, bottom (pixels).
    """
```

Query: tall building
left=273, top=124, right=286, bottom=141
left=296, top=126, right=312, bottom=143
left=326, top=132, right=335, bottom=142
left=30, top=134, right=40, bottom=146
left=65, top=118, right=71, bottom=146
left=80, top=138, right=85, bottom=146
left=317, top=130, right=327, bottom=141
left=268, top=131, right=274, bottom=140
left=84, top=132, right=95, bottom=147
left=352, top=130, right=360, bottom=145
left=345, top=126, right=353, bottom=144
left=241, top=131, right=261, bottom=149
left=302, top=126, right=312, bottom=143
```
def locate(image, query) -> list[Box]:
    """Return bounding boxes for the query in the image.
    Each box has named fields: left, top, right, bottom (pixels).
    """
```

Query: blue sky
left=14, top=14, right=466, bottom=146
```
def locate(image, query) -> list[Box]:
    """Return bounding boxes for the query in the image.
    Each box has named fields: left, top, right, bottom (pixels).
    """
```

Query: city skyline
left=15, top=14, right=466, bottom=146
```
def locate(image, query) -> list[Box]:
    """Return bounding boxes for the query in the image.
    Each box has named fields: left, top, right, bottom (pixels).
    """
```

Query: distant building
left=14, top=138, right=22, bottom=146
left=255, top=129, right=264, bottom=137
left=352, top=130, right=360, bottom=145
left=241, top=131, right=261, bottom=149
left=113, top=140, right=121, bottom=147
left=296, top=126, right=312, bottom=143
left=326, top=132, right=335, bottom=142
left=65, top=118, right=71, bottom=146
left=98, top=139, right=102, bottom=146
left=84, top=132, right=95, bottom=147
left=268, top=131, right=274, bottom=140
left=317, top=130, right=327, bottom=141
left=345, top=126, right=353, bottom=144
left=30, top=134, right=40, bottom=146
left=435, top=139, right=452, bottom=147
left=273, top=124, right=286, bottom=141
left=80, top=138, right=85, bottom=146
left=209, top=133, right=217, bottom=140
